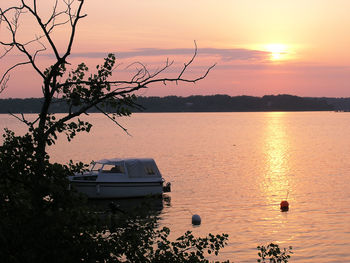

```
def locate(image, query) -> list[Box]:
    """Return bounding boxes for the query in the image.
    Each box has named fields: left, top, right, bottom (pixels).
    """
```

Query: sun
left=265, top=43, right=288, bottom=61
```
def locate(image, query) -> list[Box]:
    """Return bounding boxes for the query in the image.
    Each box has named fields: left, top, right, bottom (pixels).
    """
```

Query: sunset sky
left=1, top=0, right=350, bottom=98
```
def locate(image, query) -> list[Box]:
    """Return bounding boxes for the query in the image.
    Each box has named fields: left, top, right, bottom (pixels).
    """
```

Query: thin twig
left=8, top=112, right=32, bottom=127
left=94, top=105, right=131, bottom=136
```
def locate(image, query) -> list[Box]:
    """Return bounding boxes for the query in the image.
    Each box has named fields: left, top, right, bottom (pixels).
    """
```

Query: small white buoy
left=192, top=214, right=201, bottom=225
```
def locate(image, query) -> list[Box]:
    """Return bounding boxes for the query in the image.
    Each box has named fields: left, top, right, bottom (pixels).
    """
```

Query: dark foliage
left=257, top=243, right=293, bottom=263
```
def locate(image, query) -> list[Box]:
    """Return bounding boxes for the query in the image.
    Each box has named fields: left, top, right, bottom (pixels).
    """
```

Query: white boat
left=68, top=158, right=170, bottom=199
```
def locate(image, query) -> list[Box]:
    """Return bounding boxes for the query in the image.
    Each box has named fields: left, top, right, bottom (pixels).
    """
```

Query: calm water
left=2, top=112, right=350, bottom=262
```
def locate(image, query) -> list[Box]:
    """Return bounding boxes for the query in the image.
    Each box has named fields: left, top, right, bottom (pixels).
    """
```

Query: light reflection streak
left=261, top=112, right=291, bottom=207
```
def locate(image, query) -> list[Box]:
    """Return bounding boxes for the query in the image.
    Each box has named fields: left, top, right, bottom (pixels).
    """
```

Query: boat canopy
left=126, top=159, right=161, bottom=178
left=95, top=158, right=162, bottom=178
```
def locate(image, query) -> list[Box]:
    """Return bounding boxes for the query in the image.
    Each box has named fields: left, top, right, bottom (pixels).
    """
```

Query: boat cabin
left=72, top=158, right=162, bottom=180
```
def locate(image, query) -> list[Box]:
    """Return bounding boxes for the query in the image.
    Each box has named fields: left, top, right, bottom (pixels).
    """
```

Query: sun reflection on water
left=261, top=112, right=291, bottom=206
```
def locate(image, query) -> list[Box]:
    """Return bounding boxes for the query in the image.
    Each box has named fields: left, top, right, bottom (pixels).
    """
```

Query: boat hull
left=70, top=181, right=164, bottom=199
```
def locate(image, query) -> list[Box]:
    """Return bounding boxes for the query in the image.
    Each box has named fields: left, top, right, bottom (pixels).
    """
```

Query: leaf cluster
left=257, top=243, right=293, bottom=263
left=61, top=55, right=115, bottom=107
left=40, top=55, right=140, bottom=144
left=148, top=229, right=229, bottom=263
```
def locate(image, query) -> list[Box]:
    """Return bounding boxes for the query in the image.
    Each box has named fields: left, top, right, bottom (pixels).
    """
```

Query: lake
left=1, top=112, right=350, bottom=262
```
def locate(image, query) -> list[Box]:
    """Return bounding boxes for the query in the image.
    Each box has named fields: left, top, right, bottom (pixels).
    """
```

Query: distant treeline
left=1, top=94, right=347, bottom=114
left=136, top=95, right=335, bottom=112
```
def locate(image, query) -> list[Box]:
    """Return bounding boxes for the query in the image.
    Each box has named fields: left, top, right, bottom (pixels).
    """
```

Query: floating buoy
left=280, top=200, right=289, bottom=212
left=192, top=214, right=201, bottom=225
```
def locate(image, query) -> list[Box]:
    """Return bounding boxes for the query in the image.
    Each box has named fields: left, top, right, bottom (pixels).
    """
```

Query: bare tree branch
left=94, top=105, right=131, bottom=136
left=146, top=58, right=174, bottom=81
left=63, top=0, right=86, bottom=60
left=0, top=4, right=46, bottom=86
left=58, top=61, right=216, bottom=90
left=0, top=46, right=14, bottom=60
left=0, top=75, right=9, bottom=93
left=8, top=112, right=33, bottom=127
left=20, top=0, right=61, bottom=60
left=126, top=62, right=151, bottom=82
left=0, top=61, right=31, bottom=91
left=57, top=42, right=215, bottom=90
left=178, top=40, right=198, bottom=79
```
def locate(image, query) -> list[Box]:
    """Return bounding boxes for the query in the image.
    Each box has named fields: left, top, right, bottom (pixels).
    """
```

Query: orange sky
left=1, top=0, right=350, bottom=98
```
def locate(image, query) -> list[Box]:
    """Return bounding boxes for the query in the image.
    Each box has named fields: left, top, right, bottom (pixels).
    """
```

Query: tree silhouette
left=0, top=0, right=214, bottom=163
left=0, top=2, right=231, bottom=262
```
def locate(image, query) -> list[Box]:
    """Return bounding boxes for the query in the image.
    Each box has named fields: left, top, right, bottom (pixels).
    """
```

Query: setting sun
left=265, top=43, right=288, bottom=61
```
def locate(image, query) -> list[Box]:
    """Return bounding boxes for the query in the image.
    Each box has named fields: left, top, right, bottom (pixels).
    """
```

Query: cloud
left=67, top=47, right=270, bottom=62
left=45, top=48, right=350, bottom=75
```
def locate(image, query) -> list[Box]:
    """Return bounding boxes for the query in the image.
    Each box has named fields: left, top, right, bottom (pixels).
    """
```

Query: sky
left=1, top=0, right=350, bottom=98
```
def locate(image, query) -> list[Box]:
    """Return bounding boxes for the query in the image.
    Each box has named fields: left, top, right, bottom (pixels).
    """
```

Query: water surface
left=2, top=112, right=350, bottom=262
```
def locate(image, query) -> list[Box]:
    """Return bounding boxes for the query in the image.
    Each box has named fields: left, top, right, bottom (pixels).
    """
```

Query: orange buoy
left=280, top=200, right=289, bottom=212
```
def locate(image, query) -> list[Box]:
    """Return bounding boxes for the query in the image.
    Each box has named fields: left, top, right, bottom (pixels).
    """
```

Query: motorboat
left=68, top=158, right=171, bottom=199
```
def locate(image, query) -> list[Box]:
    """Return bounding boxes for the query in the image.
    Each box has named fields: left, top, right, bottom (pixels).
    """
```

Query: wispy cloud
left=43, top=48, right=350, bottom=75
left=67, top=47, right=270, bottom=62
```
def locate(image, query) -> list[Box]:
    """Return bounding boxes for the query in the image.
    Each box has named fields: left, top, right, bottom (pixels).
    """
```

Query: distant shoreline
left=0, top=110, right=339, bottom=115
left=2, top=94, right=349, bottom=113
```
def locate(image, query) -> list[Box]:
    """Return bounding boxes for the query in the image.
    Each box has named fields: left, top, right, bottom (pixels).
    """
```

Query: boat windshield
left=101, top=164, right=125, bottom=174
left=91, top=162, right=103, bottom=171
